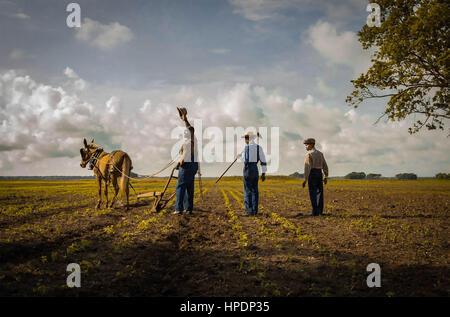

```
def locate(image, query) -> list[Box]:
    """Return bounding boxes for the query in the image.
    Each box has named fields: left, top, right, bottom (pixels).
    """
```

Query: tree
left=367, top=173, right=382, bottom=179
left=345, top=172, right=366, bottom=179
left=435, top=173, right=450, bottom=179
left=289, top=172, right=304, bottom=178
left=130, top=172, right=140, bottom=178
left=396, top=173, right=417, bottom=180
left=346, top=0, right=449, bottom=134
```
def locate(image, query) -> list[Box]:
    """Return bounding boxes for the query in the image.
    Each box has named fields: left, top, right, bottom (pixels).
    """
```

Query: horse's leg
left=125, top=182, right=129, bottom=211
left=95, top=177, right=102, bottom=210
left=110, top=176, right=119, bottom=208
left=119, top=156, right=131, bottom=211
left=104, top=178, right=109, bottom=208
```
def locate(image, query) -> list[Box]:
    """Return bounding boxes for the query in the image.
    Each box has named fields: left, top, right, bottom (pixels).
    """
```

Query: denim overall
left=243, top=145, right=261, bottom=215
left=308, top=168, right=323, bottom=216
left=175, top=141, right=198, bottom=212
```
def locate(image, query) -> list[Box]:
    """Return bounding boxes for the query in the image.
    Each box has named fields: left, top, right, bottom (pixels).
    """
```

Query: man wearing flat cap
left=302, top=138, right=328, bottom=216
left=240, top=131, right=267, bottom=216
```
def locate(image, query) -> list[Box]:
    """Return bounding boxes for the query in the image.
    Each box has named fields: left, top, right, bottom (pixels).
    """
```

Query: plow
left=135, top=166, right=179, bottom=212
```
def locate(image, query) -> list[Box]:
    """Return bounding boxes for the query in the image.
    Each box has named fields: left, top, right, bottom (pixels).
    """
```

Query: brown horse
left=79, top=138, right=133, bottom=210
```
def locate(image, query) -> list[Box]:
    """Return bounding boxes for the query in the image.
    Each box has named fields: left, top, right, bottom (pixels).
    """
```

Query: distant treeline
left=1, top=172, right=448, bottom=181
left=345, top=172, right=368, bottom=179
left=343, top=172, right=449, bottom=180
left=436, top=173, right=450, bottom=180
left=289, top=171, right=449, bottom=180
left=0, top=176, right=95, bottom=180
left=344, top=172, right=419, bottom=180
left=0, top=171, right=142, bottom=180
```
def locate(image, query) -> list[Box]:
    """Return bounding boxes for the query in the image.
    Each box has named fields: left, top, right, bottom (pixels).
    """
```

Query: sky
left=0, top=0, right=448, bottom=177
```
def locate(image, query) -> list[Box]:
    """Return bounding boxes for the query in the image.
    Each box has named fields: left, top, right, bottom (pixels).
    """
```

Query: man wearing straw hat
left=302, top=138, right=328, bottom=216
left=240, top=131, right=267, bottom=216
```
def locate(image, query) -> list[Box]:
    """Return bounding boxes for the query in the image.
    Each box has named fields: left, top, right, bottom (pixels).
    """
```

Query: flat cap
left=302, top=138, right=315, bottom=145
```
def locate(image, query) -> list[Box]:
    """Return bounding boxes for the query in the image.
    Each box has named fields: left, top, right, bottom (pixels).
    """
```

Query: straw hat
left=242, top=131, right=260, bottom=140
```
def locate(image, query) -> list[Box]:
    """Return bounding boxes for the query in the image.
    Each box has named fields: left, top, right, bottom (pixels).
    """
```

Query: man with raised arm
left=302, top=138, right=329, bottom=216
left=173, top=107, right=199, bottom=215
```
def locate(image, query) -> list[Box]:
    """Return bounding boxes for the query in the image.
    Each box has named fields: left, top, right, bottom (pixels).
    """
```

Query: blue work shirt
left=240, top=140, right=267, bottom=173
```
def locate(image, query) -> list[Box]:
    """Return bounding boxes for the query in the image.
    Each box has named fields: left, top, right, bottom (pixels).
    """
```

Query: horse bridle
left=81, top=147, right=104, bottom=170
left=88, top=148, right=105, bottom=170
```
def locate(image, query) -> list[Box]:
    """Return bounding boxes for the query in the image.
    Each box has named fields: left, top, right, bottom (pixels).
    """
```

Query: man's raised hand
left=177, top=106, right=187, bottom=122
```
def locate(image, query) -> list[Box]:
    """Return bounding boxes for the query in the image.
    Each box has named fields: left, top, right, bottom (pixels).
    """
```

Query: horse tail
left=119, top=153, right=131, bottom=199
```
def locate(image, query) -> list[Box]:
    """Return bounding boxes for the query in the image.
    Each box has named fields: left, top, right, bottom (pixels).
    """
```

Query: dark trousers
left=175, top=162, right=198, bottom=211
left=243, top=163, right=259, bottom=215
left=308, top=169, right=324, bottom=216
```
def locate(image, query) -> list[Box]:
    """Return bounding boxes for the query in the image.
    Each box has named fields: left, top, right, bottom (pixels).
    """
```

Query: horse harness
left=88, top=148, right=104, bottom=170
left=88, top=149, right=120, bottom=184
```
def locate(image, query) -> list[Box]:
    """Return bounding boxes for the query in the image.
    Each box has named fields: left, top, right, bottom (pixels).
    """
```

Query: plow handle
left=215, top=153, right=241, bottom=184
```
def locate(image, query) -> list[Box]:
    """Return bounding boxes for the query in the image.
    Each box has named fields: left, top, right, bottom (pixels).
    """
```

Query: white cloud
left=0, top=70, right=448, bottom=177
left=306, top=20, right=373, bottom=75
left=250, top=89, right=450, bottom=176
left=139, top=99, right=152, bottom=113
left=218, top=83, right=266, bottom=125
left=0, top=70, right=101, bottom=167
left=73, top=78, right=86, bottom=91
left=344, top=109, right=357, bottom=123
left=105, top=96, right=120, bottom=114
left=292, top=94, right=315, bottom=113
left=64, top=67, right=87, bottom=90
left=75, top=18, right=134, bottom=50
left=289, top=94, right=345, bottom=136
left=64, top=67, right=78, bottom=79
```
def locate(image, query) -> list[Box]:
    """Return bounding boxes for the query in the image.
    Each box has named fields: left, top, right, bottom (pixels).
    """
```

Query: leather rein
left=85, top=148, right=108, bottom=181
